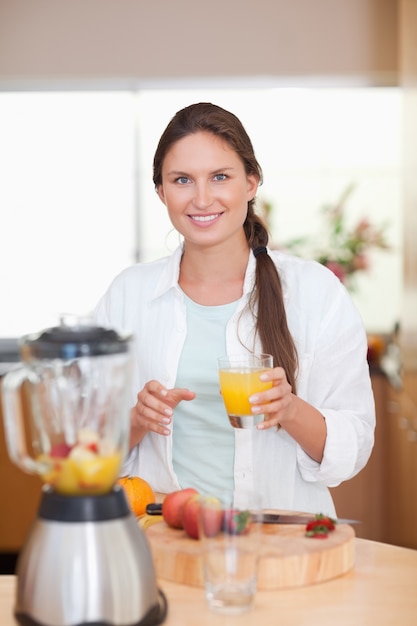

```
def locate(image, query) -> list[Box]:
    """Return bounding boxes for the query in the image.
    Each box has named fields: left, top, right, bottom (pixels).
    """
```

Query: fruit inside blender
left=37, top=428, right=122, bottom=495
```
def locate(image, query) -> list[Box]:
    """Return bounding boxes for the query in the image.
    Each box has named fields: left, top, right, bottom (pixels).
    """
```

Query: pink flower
left=354, top=219, right=372, bottom=236
left=352, top=253, right=369, bottom=271
left=276, top=184, right=391, bottom=292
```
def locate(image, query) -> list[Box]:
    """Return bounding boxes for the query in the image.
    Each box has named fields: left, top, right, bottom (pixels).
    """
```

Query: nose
left=193, top=181, right=213, bottom=210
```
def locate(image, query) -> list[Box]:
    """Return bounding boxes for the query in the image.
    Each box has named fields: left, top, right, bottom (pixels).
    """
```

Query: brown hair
left=153, top=103, right=298, bottom=392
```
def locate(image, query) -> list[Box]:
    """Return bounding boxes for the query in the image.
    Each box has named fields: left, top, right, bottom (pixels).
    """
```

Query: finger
left=166, top=387, right=196, bottom=406
left=257, top=416, right=282, bottom=431
left=149, top=420, right=171, bottom=436
left=133, top=402, right=171, bottom=436
left=249, top=380, right=291, bottom=407
left=254, top=394, right=293, bottom=430
left=138, top=385, right=173, bottom=417
left=141, top=380, right=169, bottom=400
left=134, top=391, right=173, bottom=428
left=260, top=365, right=286, bottom=379
left=254, top=393, right=292, bottom=415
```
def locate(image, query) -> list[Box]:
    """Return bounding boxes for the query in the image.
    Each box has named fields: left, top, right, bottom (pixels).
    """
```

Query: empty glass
left=199, top=491, right=262, bottom=614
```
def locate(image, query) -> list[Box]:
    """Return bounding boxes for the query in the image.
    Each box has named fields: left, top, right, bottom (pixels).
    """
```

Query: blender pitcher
left=1, top=318, right=167, bottom=626
left=2, top=317, right=132, bottom=494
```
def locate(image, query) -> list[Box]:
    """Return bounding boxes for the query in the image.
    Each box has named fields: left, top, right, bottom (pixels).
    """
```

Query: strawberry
left=85, top=442, right=99, bottom=454
left=305, top=514, right=336, bottom=538
left=223, top=509, right=252, bottom=535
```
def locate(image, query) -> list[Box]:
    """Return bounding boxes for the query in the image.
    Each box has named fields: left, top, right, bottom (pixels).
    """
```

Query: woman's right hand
left=129, top=380, right=196, bottom=449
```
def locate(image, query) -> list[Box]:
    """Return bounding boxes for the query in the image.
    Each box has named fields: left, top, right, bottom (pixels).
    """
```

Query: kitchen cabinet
left=385, top=371, right=417, bottom=549
left=331, top=369, right=417, bottom=549
left=330, top=371, right=389, bottom=542
left=0, top=380, right=42, bottom=554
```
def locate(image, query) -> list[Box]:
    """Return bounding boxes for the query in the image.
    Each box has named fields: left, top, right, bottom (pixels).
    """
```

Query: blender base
left=15, top=588, right=168, bottom=626
left=14, top=490, right=168, bottom=626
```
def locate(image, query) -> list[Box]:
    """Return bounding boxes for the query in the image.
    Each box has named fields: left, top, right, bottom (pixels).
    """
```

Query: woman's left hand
left=249, top=366, right=294, bottom=430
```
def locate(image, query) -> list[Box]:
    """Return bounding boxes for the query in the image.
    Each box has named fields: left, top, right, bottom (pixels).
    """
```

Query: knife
left=145, top=503, right=359, bottom=525
left=260, top=513, right=360, bottom=525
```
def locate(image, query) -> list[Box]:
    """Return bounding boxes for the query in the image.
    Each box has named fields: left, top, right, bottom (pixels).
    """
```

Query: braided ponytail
left=244, top=207, right=298, bottom=393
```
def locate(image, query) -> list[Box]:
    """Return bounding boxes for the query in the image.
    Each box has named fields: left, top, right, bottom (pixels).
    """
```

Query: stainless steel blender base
left=14, top=491, right=168, bottom=626
left=15, top=588, right=167, bottom=626
left=15, top=587, right=167, bottom=626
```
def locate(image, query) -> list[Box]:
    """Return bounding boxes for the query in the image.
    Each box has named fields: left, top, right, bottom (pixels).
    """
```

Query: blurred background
left=0, top=87, right=403, bottom=334
left=0, top=0, right=414, bottom=339
left=0, top=0, right=416, bottom=559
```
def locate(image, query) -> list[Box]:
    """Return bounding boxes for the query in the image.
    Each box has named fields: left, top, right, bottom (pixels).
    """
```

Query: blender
left=1, top=318, right=167, bottom=626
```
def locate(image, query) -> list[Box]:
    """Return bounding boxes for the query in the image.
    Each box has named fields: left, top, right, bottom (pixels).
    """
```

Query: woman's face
left=157, top=131, right=259, bottom=250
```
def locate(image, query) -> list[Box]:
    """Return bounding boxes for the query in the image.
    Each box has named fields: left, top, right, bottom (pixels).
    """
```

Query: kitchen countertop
left=1, top=538, right=416, bottom=626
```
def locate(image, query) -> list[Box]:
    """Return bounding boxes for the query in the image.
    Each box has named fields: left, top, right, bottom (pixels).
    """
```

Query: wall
left=399, top=0, right=417, bottom=361
left=0, top=0, right=398, bottom=86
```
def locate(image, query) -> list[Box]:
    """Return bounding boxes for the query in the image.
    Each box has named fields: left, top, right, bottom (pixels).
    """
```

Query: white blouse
left=94, top=246, right=375, bottom=517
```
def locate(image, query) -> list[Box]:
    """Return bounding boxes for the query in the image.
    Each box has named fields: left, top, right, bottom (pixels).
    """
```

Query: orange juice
left=219, top=368, right=272, bottom=428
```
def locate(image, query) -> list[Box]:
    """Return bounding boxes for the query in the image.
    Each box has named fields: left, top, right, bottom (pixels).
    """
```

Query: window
left=0, top=87, right=402, bottom=337
left=0, top=92, right=136, bottom=335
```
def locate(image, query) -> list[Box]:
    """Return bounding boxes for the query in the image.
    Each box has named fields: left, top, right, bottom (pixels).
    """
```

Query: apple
left=181, top=494, right=201, bottom=539
left=50, top=442, right=72, bottom=458
left=162, top=488, right=198, bottom=529
left=200, top=497, right=224, bottom=538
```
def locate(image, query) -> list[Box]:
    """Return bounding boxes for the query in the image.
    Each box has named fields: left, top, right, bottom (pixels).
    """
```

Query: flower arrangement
left=262, top=184, right=390, bottom=291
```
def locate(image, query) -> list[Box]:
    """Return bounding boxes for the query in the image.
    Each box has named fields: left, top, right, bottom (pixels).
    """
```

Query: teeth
left=190, top=214, right=220, bottom=222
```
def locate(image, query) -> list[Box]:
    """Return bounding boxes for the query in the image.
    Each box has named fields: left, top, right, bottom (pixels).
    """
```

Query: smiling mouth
left=189, top=213, right=222, bottom=222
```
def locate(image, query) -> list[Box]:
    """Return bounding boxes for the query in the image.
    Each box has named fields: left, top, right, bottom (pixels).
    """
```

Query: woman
left=95, top=102, right=375, bottom=516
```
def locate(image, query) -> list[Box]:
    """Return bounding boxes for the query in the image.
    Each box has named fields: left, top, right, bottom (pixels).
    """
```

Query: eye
left=213, top=173, right=227, bottom=182
left=175, top=176, right=190, bottom=185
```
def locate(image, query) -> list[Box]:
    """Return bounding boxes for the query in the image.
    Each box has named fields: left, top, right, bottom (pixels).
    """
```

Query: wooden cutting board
left=145, top=515, right=355, bottom=590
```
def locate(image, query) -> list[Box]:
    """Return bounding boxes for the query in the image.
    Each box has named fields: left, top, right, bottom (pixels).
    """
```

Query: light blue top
left=172, top=293, right=238, bottom=495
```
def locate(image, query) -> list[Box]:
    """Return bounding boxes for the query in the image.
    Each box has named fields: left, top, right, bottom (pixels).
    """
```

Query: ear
left=156, top=184, right=166, bottom=205
left=246, top=174, right=259, bottom=200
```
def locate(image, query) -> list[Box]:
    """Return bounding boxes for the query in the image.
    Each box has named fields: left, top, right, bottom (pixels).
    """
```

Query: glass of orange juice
left=218, top=354, right=273, bottom=428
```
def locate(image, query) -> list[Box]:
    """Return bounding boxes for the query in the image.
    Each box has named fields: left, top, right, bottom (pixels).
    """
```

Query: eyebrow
left=166, top=166, right=235, bottom=177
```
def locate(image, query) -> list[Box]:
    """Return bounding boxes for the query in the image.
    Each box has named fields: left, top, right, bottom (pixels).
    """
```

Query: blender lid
left=20, top=318, right=132, bottom=360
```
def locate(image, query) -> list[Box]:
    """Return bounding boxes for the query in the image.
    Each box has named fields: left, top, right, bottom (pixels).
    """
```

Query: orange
left=117, top=475, right=156, bottom=517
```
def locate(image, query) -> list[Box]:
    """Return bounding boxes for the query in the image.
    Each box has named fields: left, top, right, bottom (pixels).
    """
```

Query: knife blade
left=260, top=513, right=360, bottom=525
left=145, top=503, right=359, bottom=525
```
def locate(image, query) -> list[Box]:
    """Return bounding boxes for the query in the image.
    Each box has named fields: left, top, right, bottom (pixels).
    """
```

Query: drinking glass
left=199, top=491, right=262, bottom=614
left=218, top=354, right=273, bottom=428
